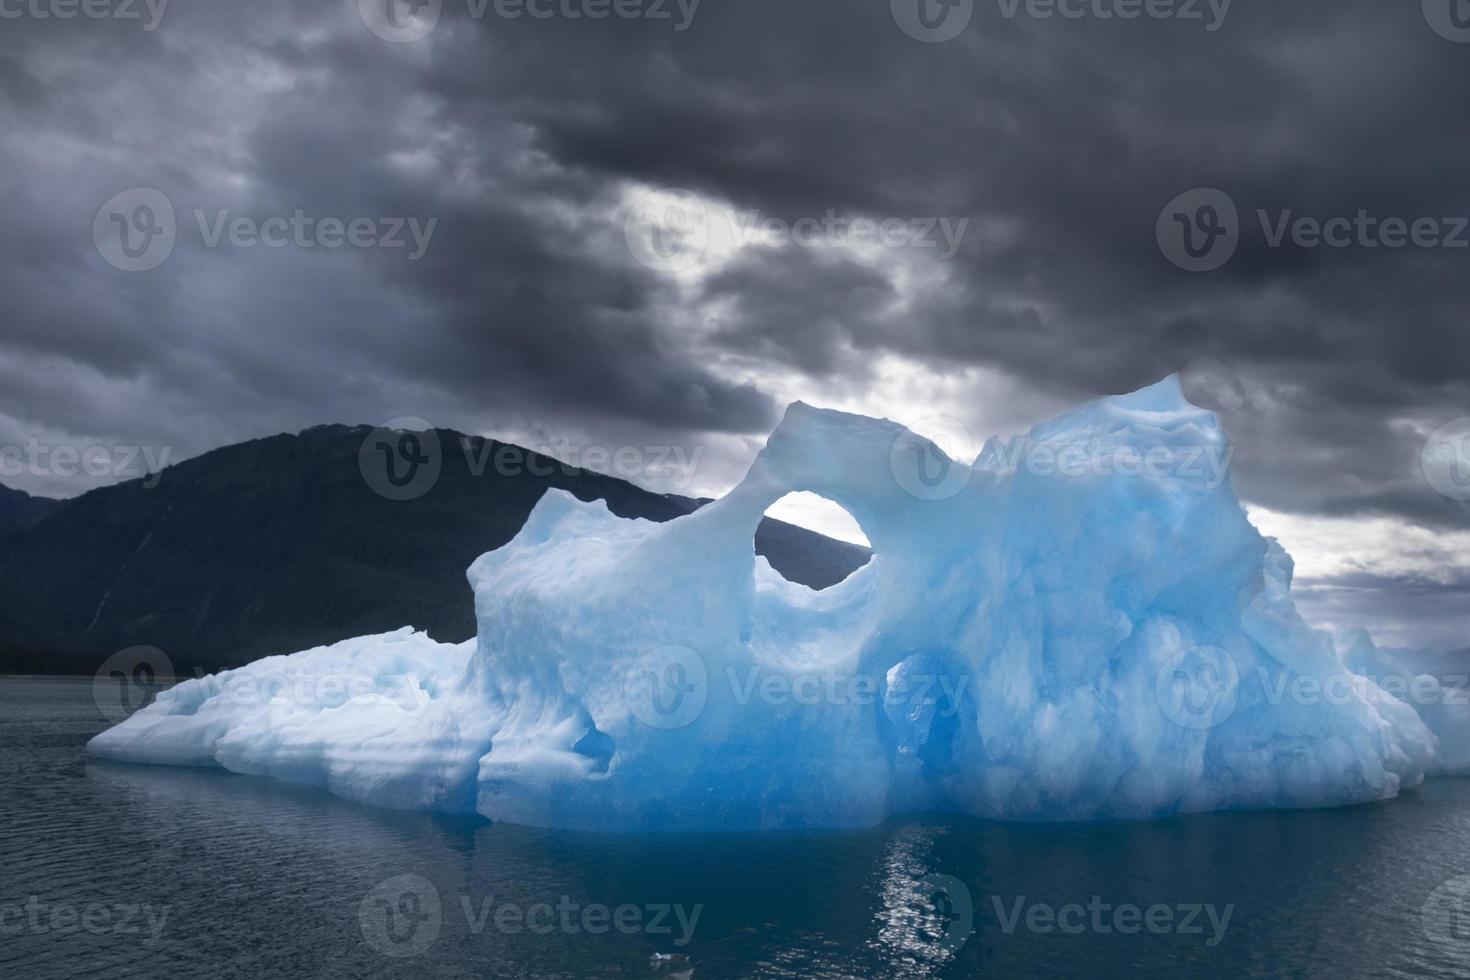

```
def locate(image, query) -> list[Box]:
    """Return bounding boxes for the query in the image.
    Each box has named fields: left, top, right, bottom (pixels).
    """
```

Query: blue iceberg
left=88, top=378, right=1464, bottom=830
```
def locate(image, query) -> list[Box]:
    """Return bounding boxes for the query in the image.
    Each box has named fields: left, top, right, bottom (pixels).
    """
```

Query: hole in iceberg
left=572, top=726, right=616, bottom=775
left=757, top=492, right=871, bottom=590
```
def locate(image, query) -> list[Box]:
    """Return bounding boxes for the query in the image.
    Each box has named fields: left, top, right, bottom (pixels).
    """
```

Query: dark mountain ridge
left=0, top=424, right=870, bottom=674
left=0, top=482, right=59, bottom=538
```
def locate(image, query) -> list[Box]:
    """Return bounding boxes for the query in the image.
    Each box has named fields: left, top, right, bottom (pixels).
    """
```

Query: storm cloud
left=0, top=0, right=1467, bottom=647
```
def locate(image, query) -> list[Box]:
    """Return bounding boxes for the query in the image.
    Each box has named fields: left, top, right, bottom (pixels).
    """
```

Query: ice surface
left=88, top=378, right=1463, bottom=830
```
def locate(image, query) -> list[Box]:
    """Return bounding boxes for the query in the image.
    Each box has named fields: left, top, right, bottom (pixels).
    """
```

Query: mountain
left=0, top=426, right=869, bottom=674
left=0, top=483, right=59, bottom=539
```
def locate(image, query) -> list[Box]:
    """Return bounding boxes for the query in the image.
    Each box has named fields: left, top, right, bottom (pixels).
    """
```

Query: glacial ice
left=88, top=378, right=1466, bottom=830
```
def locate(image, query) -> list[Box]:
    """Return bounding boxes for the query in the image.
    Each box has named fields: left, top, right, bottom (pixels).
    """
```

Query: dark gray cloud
left=0, top=0, right=1467, bottom=646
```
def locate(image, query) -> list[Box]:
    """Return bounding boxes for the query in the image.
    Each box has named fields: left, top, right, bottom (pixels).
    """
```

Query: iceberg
left=88, top=378, right=1464, bottom=830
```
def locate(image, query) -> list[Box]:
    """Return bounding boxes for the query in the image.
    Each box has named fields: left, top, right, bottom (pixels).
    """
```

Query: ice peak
left=1114, top=373, right=1194, bottom=413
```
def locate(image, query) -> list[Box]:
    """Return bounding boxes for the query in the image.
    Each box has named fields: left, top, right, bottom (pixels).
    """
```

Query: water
left=4, top=676, right=1470, bottom=979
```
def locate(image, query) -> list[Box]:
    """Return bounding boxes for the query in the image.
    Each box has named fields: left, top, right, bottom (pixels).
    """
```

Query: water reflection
left=869, top=823, right=971, bottom=977
left=5, top=678, right=1470, bottom=979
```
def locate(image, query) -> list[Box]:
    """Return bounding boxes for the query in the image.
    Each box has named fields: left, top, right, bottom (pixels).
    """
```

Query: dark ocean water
left=4, top=675, right=1470, bottom=979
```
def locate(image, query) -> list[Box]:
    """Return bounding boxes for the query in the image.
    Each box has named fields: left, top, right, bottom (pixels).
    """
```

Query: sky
left=0, top=0, right=1467, bottom=651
